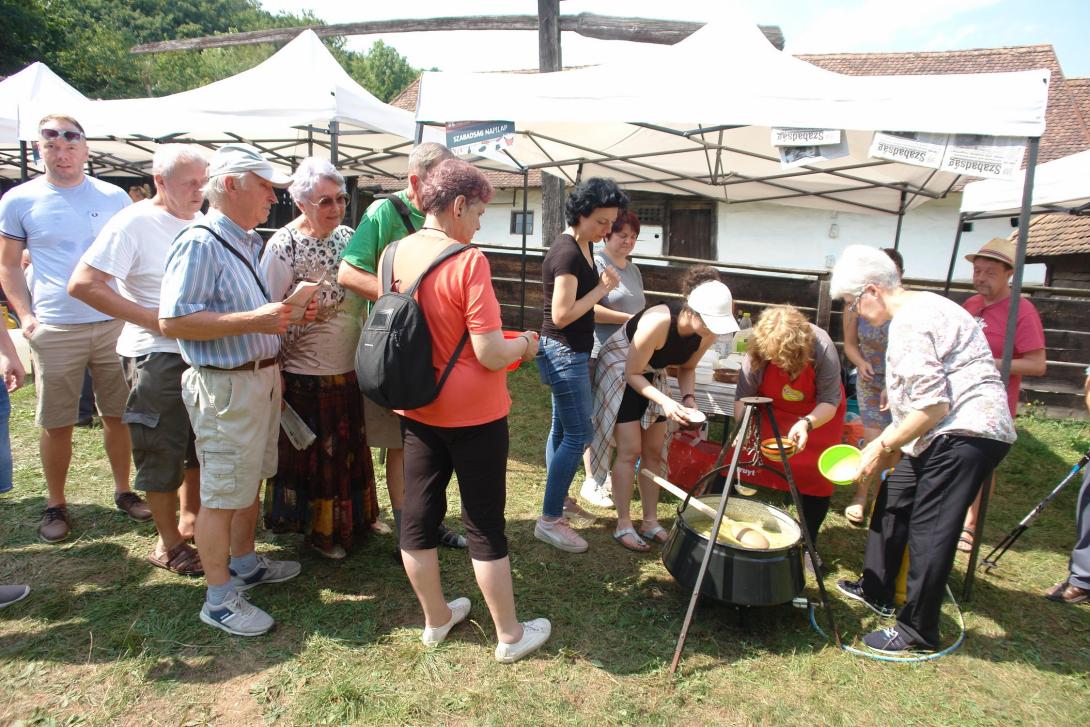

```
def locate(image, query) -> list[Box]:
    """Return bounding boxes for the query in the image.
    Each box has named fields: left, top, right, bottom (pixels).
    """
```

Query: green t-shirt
left=341, top=189, right=424, bottom=275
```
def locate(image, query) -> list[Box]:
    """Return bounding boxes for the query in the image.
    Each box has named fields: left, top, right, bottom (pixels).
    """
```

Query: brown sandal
left=147, top=541, right=204, bottom=576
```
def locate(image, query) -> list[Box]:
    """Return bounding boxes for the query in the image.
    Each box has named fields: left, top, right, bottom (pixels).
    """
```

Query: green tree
left=342, top=40, right=420, bottom=102
left=2, top=1, right=421, bottom=104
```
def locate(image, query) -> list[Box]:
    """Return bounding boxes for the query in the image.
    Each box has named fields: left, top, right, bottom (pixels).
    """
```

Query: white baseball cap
left=687, top=280, right=740, bottom=335
left=208, top=143, right=291, bottom=187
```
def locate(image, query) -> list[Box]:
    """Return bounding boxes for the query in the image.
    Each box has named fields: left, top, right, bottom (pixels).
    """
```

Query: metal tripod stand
left=669, top=396, right=842, bottom=674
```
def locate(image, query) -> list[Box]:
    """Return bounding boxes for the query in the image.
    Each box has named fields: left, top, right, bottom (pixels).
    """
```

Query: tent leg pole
left=19, top=141, right=28, bottom=181
left=329, top=120, right=339, bottom=166
left=943, top=214, right=966, bottom=297
left=893, top=189, right=907, bottom=251
left=964, top=135, right=1040, bottom=602
left=519, top=169, right=529, bottom=330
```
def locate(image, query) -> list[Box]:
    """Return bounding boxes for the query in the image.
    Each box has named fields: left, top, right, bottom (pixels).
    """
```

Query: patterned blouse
left=885, top=291, right=1016, bottom=456
left=259, top=224, right=365, bottom=376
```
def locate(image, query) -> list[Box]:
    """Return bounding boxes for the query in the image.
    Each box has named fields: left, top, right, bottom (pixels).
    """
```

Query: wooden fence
left=484, top=246, right=1090, bottom=419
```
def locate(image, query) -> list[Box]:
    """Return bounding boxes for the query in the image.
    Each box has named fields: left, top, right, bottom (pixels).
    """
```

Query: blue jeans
left=536, top=336, right=592, bottom=518
left=0, top=386, right=11, bottom=494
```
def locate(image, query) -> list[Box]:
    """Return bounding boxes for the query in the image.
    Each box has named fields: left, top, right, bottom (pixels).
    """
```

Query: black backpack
left=355, top=240, right=471, bottom=410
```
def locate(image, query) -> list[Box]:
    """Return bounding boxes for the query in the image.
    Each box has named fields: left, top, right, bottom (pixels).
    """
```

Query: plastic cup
left=818, top=444, right=862, bottom=485
left=502, top=330, right=524, bottom=371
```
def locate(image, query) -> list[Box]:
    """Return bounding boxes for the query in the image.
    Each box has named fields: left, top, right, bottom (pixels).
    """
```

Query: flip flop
left=639, top=525, right=669, bottom=545
left=956, top=527, right=974, bottom=553
left=613, top=527, right=649, bottom=552
left=147, top=541, right=203, bottom=576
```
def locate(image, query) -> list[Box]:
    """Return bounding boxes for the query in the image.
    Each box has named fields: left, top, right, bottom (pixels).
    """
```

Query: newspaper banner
left=779, top=138, right=850, bottom=169
left=869, top=131, right=947, bottom=168
left=939, top=135, right=1025, bottom=179
left=771, top=128, right=842, bottom=147
left=870, top=131, right=1025, bottom=180
left=445, top=120, right=515, bottom=157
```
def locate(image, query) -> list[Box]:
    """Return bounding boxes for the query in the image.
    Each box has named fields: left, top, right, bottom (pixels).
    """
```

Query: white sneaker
left=534, top=517, right=589, bottom=553
left=199, top=591, right=274, bottom=636
left=421, top=597, right=472, bottom=646
left=580, top=477, right=614, bottom=508
left=230, top=554, right=302, bottom=592
left=495, top=618, right=551, bottom=663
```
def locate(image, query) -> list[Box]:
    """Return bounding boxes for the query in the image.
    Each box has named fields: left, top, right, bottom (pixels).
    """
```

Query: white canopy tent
left=0, top=63, right=90, bottom=177
left=943, top=148, right=1090, bottom=293
left=415, top=15, right=1049, bottom=217
left=10, top=30, right=417, bottom=179
left=961, top=148, right=1090, bottom=216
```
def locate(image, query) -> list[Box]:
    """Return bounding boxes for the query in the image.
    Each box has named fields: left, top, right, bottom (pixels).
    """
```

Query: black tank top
left=625, top=301, right=702, bottom=369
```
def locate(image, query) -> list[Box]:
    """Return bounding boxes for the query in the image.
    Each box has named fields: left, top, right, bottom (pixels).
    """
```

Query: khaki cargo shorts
left=27, top=319, right=128, bottom=428
left=181, top=365, right=280, bottom=510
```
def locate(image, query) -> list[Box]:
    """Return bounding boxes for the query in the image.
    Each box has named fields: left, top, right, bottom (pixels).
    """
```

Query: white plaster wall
left=477, top=188, right=544, bottom=252
left=472, top=186, right=1046, bottom=284
left=715, top=193, right=1046, bottom=283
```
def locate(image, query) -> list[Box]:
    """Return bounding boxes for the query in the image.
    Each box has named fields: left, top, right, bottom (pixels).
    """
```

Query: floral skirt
left=264, top=371, right=378, bottom=551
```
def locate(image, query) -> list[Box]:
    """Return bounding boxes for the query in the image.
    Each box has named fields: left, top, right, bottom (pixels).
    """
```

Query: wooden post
left=815, top=275, right=832, bottom=332
left=539, top=0, right=567, bottom=247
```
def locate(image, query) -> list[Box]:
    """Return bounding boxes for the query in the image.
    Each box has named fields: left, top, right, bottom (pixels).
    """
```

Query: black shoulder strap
left=379, top=240, right=400, bottom=296
left=192, top=225, right=270, bottom=302
left=380, top=194, right=418, bottom=234
left=382, top=241, right=473, bottom=393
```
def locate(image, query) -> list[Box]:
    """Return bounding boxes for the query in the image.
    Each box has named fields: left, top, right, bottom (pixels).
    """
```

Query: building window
left=510, top=210, right=535, bottom=235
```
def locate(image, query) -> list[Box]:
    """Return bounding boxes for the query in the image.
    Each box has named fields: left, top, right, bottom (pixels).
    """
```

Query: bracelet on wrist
left=682, top=393, right=696, bottom=402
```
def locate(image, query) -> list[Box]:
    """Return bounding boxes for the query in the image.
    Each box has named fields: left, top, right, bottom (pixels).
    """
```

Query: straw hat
left=965, top=238, right=1015, bottom=267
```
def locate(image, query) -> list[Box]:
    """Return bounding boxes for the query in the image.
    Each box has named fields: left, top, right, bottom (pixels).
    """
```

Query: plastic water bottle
left=734, top=312, right=753, bottom=353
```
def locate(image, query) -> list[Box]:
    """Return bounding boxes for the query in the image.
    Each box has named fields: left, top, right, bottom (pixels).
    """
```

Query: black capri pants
left=400, top=415, right=509, bottom=561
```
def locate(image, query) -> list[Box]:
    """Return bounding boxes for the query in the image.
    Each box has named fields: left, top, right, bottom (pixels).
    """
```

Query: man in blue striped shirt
left=160, top=143, right=309, bottom=637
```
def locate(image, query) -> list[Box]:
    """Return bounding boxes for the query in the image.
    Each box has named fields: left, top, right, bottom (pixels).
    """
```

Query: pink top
left=886, top=292, right=1016, bottom=457
left=396, top=245, right=510, bottom=428
left=962, top=293, right=1045, bottom=417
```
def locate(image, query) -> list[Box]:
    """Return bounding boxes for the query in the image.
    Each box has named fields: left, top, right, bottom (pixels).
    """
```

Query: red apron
left=733, top=361, right=846, bottom=498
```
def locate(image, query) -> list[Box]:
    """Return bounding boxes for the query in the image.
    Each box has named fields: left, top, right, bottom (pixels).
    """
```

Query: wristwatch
left=799, top=415, right=814, bottom=432
left=880, top=438, right=896, bottom=454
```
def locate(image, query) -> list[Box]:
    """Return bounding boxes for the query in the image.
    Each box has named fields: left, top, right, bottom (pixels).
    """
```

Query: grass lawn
left=1, top=367, right=1089, bottom=726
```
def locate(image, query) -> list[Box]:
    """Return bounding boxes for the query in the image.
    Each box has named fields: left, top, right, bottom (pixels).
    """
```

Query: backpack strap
left=191, top=225, right=270, bottom=302
left=390, top=242, right=473, bottom=396
left=379, top=193, right=418, bottom=235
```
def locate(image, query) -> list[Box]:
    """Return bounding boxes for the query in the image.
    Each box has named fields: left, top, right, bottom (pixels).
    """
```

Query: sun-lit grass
left=1, top=369, right=1088, bottom=726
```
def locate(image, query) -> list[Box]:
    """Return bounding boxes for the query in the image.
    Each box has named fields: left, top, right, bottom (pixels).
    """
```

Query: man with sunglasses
left=338, top=142, right=467, bottom=559
left=0, top=114, right=146, bottom=543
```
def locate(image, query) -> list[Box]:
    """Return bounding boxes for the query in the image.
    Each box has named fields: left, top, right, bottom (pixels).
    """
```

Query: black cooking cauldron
left=661, top=496, right=804, bottom=607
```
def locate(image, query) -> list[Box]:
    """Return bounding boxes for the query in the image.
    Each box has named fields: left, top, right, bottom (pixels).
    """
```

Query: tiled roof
left=1017, top=213, right=1090, bottom=257
left=1068, top=78, right=1090, bottom=128
left=800, top=46, right=1090, bottom=164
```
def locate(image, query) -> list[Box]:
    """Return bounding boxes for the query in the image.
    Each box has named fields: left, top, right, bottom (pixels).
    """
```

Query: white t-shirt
left=81, top=200, right=202, bottom=357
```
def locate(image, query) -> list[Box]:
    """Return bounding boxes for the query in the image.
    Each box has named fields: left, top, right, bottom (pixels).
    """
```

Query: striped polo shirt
left=159, top=208, right=279, bottom=368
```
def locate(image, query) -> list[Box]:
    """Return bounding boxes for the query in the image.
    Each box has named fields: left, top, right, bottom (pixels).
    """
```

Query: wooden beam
left=130, top=13, right=784, bottom=54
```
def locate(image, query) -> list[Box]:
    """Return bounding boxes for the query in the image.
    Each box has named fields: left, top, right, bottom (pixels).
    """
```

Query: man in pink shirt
left=959, top=237, right=1046, bottom=551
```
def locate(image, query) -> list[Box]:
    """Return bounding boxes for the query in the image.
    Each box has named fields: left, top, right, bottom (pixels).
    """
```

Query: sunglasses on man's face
left=309, top=193, right=349, bottom=210
left=40, top=128, right=85, bottom=143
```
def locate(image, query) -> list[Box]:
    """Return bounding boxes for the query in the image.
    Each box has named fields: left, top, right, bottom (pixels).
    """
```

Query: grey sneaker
left=495, top=618, right=551, bottom=663
left=0, top=585, right=30, bottom=608
left=229, top=554, right=302, bottom=592
left=422, top=597, right=471, bottom=646
left=199, top=591, right=274, bottom=636
left=534, top=517, right=588, bottom=553
left=836, top=578, right=896, bottom=619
